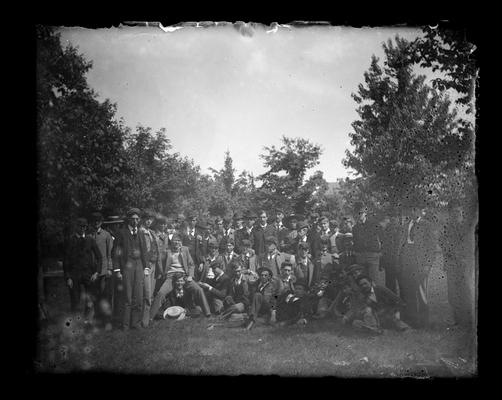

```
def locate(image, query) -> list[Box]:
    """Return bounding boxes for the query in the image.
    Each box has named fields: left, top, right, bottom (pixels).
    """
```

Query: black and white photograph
left=36, top=21, right=478, bottom=376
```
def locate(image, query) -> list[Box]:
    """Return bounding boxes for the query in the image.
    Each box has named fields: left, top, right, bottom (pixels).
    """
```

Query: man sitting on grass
left=244, top=266, right=278, bottom=330
left=341, top=274, right=410, bottom=334
left=220, top=260, right=251, bottom=320
left=276, top=281, right=313, bottom=327
left=161, top=273, right=206, bottom=318
left=199, top=263, right=231, bottom=315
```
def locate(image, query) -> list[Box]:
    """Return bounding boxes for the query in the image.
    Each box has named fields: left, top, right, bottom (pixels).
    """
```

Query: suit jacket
left=206, top=273, right=231, bottom=299
left=63, top=235, right=102, bottom=280
left=313, top=253, right=337, bottom=284
left=252, top=224, right=276, bottom=257
left=154, top=232, right=169, bottom=279
left=165, top=288, right=196, bottom=310
left=112, top=227, right=148, bottom=274
left=221, top=252, right=240, bottom=273
left=218, top=229, right=236, bottom=253
left=140, top=227, right=160, bottom=272
left=234, top=227, right=254, bottom=254
left=163, top=246, right=195, bottom=278
left=252, top=279, right=278, bottom=306
left=194, top=234, right=217, bottom=266
left=198, top=254, right=225, bottom=283
left=227, top=276, right=250, bottom=307
left=368, top=284, right=405, bottom=312
left=291, top=236, right=311, bottom=257
left=182, top=227, right=198, bottom=260
left=294, top=257, right=315, bottom=289
left=257, top=251, right=286, bottom=278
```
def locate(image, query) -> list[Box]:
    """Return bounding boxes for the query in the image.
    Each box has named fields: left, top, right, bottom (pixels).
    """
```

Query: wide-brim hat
left=298, top=241, right=310, bottom=251
left=233, top=212, right=244, bottom=220
left=163, top=306, right=186, bottom=320
left=126, top=208, right=141, bottom=217
left=244, top=211, right=257, bottom=219
left=284, top=214, right=304, bottom=225
left=103, top=215, right=124, bottom=224
left=257, top=266, right=273, bottom=277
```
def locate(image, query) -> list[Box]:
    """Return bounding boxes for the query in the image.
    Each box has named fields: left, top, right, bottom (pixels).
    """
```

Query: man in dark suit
left=252, top=210, right=275, bottom=258
left=221, top=260, right=251, bottom=319
left=199, top=264, right=231, bottom=315
left=352, top=203, right=383, bottom=284
left=197, top=238, right=225, bottom=283
left=239, top=239, right=260, bottom=285
left=244, top=267, right=278, bottom=330
left=342, top=275, right=409, bottom=333
left=380, top=214, right=402, bottom=295
left=235, top=211, right=256, bottom=254
left=221, top=238, right=239, bottom=274
left=63, top=217, right=102, bottom=324
left=182, top=212, right=198, bottom=262
left=149, top=234, right=211, bottom=320
left=276, top=281, right=313, bottom=326
left=396, top=201, right=436, bottom=329
left=112, top=208, right=148, bottom=330
left=291, top=220, right=311, bottom=257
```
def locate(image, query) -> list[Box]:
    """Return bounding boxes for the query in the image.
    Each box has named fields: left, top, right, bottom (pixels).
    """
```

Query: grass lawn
left=35, top=254, right=477, bottom=376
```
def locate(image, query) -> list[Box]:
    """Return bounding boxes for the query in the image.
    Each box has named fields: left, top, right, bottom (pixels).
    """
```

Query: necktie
left=178, top=252, right=183, bottom=266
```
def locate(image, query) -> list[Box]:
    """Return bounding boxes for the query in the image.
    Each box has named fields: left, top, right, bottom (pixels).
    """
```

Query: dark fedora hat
left=126, top=207, right=141, bottom=217
left=296, top=220, right=309, bottom=231
left=257, top=266, right=273, bottom=277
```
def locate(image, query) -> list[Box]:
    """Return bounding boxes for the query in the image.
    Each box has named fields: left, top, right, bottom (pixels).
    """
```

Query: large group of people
left=59, top=198, right=476, bottom=335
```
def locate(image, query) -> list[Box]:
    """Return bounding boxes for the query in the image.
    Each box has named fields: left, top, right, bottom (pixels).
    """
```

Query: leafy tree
left=37, top=26, right=128, bottom=252
left=257, top=136, right=324, bottom=214
left=343, top=36, right=472, bottom=213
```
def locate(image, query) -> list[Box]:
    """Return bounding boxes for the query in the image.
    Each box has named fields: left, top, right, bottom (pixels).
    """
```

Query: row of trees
left=37, top=24, right=477, bottom=257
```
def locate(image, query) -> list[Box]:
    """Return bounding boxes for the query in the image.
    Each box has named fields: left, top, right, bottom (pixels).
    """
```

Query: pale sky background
left=58, top=24, right=438, bottom=183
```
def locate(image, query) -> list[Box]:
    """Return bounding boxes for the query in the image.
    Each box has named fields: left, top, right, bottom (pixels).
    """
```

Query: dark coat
left=397, top=218, right=436, bottom=276
left=234, top=227, right=254, bottom=254
left=112, top=227, right=148, bottom=274
left=206, top=273, right=231, bottom=299
left=198, top=254, right=225, bottom=283
left=252, top=224, right=276, bottom=257
left=226, top=277, right=251, bottom=307
left=63, top=235, right=102, bottom=280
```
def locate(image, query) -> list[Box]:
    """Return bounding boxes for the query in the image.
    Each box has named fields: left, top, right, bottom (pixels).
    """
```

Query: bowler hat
left=296, top=220, right=309, bottom=231
left=241, top=239, right=252, bottom=247
left=90, top=212, right=103, bottom=221
left=257, top=266, right=273, bottom=276
left=187, top=212, right=197, bottom=220
left=347, top=264, right=365, bottom=275
left=244, top=210, right=257, bottom=219
left=177, top=213, right=186, bottom=222
left=223, top=216, right=232, bottom=225
left=127, top=208, right=141, bottom=217
left=155, top=215, right=168, bottom=224
left=143, top=209, right=157, bottom=219
left=298, top=242, right=310, bottom=251
left=233, top=212, right=244, bottom=220
left=76, top=217, right=88, bottom=226
left=265, top=236, right=278, bottom=246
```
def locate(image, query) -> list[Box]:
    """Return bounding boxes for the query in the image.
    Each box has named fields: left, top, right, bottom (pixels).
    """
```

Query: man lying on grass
left=342, top=274, right=410, bottom=335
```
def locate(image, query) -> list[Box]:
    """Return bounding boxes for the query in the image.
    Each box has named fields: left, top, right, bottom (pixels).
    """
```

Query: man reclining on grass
left=341, top=274, right=410, bottom=335
left=276, top=281, right=313, bottom=327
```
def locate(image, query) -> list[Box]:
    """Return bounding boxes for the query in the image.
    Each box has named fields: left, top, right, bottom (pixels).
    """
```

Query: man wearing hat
left=89, top=212, right=114, bottom=329
left=396, top=200, right=436, bottom=329
left=139, top=210, right=160, bottom=328
left=235, top=210, right=256, bottom=254
left=149, top=234, right=211, bottom=320
left=112, top=208, right=149, bottom=330
left=244, top=266, right=278, bottom=330
left=220, top=260, right=251, bottom=319
left=290, top=220, right=311, bottom=257
left=294, top=242, right=316, bottom=290
left=352, top=202, right=384, bottom=285
left=63, top=217, right=102, bottom=323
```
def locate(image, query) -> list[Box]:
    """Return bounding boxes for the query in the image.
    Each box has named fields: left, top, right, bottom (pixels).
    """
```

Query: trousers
left=150, top=276, right=211, bottom=320
left=122, top=258, right=144, bottom=329
left=142, top=267, right=156, bottom=327
left=355, top=252, right=382, bottom=285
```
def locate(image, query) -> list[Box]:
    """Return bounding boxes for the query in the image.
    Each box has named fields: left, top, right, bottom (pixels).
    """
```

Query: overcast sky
left=59, top=24, right=427, bottom=183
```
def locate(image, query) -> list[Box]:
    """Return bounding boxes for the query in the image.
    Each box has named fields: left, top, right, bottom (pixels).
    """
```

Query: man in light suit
left=258, top=236, right=288, bottom=279
left=149, top=234, right=211, bottom=321
left=397, top=200, right=436, bottom=329
left=244, top=266, right=278, bottom=330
